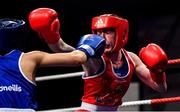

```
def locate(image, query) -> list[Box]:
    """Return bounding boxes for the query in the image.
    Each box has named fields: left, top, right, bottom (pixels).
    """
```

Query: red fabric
left=82, top=49, right=135, bottom=107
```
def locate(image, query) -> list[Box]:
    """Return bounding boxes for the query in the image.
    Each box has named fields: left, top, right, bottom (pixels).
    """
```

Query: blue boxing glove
left=76, top=34, right=105, bottom=59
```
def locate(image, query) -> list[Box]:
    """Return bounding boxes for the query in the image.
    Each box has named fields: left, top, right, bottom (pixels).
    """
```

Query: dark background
left=1, top=0, right=180, bottom=111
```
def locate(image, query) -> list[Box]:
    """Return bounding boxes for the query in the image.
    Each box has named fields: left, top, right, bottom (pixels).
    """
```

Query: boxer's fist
left=139, top=43, right=168, bottom=73
left=28, top=8, right=60, bottom=44
left=76, top=34, right=105, bottom=59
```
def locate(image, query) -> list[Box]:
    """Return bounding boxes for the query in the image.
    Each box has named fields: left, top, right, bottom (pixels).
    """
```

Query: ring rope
left=120, top=96, right=180, bottom=107
left=168, top=59, right=180, bottom=64
left=36, top=71, right=84, bottom=81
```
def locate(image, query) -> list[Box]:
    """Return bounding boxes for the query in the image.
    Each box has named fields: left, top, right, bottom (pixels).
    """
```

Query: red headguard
left=91, top=14, right=129, bottom=53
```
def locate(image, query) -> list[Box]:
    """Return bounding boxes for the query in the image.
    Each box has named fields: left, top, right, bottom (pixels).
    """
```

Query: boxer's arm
left=139, top=43, right=167, bottom=92
left=48, top=38, right=75, bottom=53
left=21, top=50, right=87, bottom=82
left=129, top=49, right=167, bottom=93
left=23, top=34, right=105, bottom=70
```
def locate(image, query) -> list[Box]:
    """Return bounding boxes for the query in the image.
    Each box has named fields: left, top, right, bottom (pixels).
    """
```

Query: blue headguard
left=0, top=18, right=27, bottom=52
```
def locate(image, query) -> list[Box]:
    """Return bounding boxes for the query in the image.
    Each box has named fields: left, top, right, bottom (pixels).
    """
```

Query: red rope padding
left=151, top=96, right=180, bottom=104
left=168, top=59, right=180, bottom=65
left=120, top=96, right=180, bottom=107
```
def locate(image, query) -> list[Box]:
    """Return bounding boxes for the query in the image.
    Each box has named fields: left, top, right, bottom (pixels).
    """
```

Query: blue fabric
left=113, top=53, right=129, bottom=78
left=0, top=50, right=37, bottom=109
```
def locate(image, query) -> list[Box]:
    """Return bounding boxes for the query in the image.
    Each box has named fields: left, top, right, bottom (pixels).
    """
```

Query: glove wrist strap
left=78, top=45, right=95, bottom=56
left=150, top=72, right=166, bottom=84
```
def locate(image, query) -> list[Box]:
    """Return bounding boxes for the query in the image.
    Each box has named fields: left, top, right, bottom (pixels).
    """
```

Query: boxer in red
left=78, top=14, right=168, bottom=111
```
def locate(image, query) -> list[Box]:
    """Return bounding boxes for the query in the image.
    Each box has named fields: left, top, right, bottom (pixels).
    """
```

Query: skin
left=20, top=50, right=87, bottom=83
left=96, top=29, right=116, bottom=53
left=48, top=38, right=76, bottom=53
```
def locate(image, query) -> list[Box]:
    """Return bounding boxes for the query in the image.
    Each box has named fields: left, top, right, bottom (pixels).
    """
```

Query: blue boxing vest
left=0, top=50, right=38, bottom=110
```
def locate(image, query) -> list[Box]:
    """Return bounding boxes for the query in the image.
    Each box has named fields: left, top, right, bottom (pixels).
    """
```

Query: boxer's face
left=95, top=28, right=116, bottom=53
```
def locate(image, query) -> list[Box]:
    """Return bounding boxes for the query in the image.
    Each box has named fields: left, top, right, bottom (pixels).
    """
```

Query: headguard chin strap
left=0, top=18, right=27, bottom=53
left=91, top=14, right=129, bottom=53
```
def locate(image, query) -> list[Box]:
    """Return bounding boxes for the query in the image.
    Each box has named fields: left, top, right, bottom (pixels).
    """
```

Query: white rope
left=120, top=99, right=151, bottom=107
left=36, top=71, right=84, bottom=81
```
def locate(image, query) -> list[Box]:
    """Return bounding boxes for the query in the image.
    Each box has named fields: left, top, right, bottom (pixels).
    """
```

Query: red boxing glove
left=139, top=43, right=168, bottom=73
left=28, top=8, right=60, bottom=44
left=139, top=43, right=168, bottom=83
